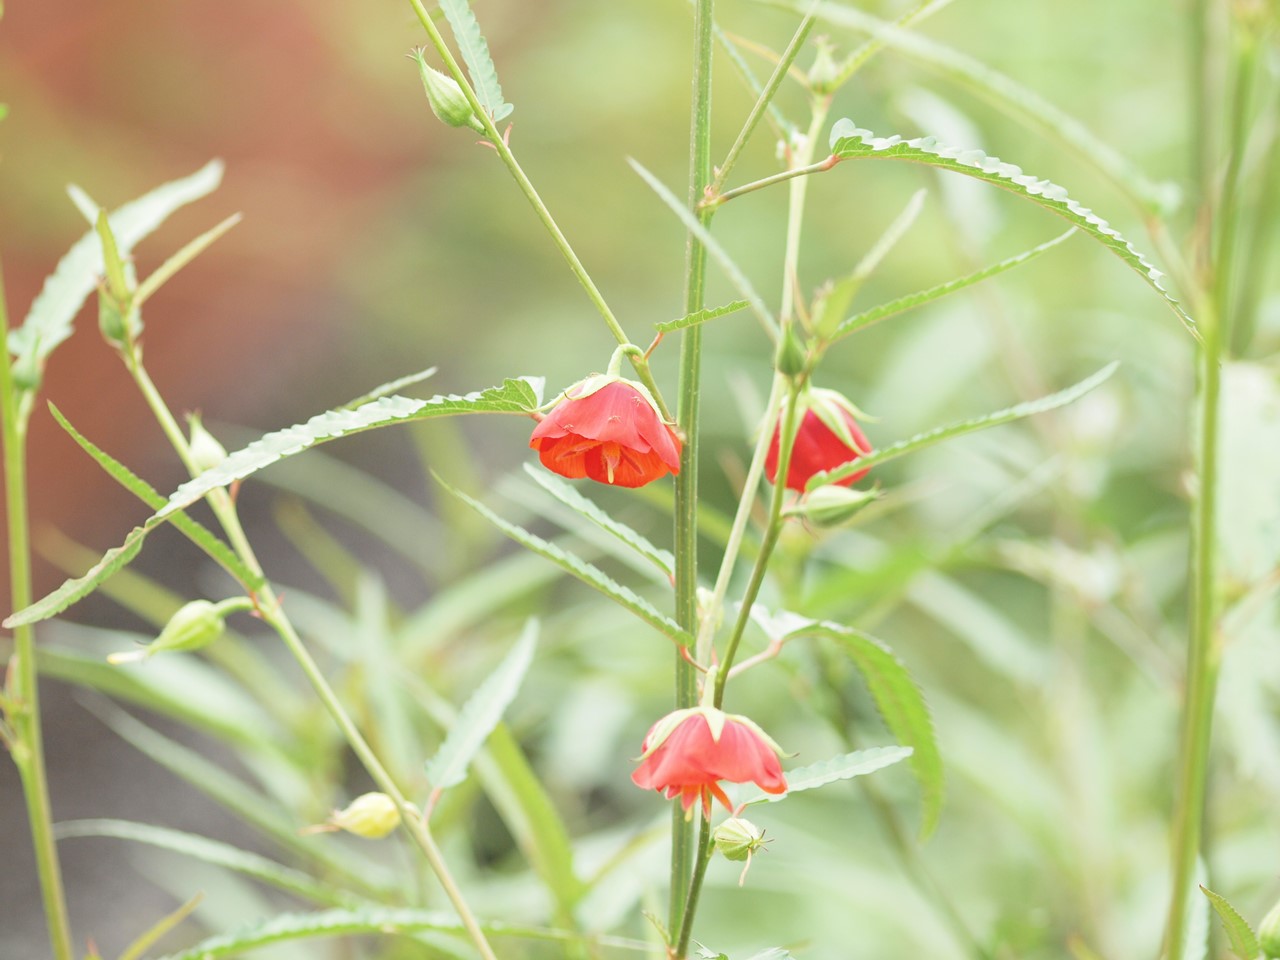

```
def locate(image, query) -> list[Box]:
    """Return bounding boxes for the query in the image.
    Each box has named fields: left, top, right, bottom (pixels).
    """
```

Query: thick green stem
left=1, top=264, right=75, bottom=960
left=669, top=0, right=715, bottom=940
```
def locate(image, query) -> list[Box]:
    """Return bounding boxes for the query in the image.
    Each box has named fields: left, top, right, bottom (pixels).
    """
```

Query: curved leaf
left=828, top=120, right=1194, bottom=336
left=787, top=619, right=943, bottom=838
left=55, top=819, right=355, bottom=907
left=9, top=160, right=224, bottom=373
left=807, top=362, right=1119, bottom=489
left=1200, top=886, right=1261, bottom=960
left=656, top=298, right=750, bottom=334
left=3, top=529, right=145, bottom=628
left=425, top=621, right=538, bottom=792
left=735, top=745, right=912, bottom=805
left=439, top=0, right=512, bottom=121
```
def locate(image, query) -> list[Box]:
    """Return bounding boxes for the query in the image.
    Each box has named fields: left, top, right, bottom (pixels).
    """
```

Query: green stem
left=705, top=155, right=837, bottom=210
left=1163, top=295, right=1222, bottom=960
left=673, top=814, right=715, bottom=960
left=669, top=0, right=715, bottom=939
left=0, top=263, right=75, bottom=960
left=1216, top=31, right=1257, bottom=353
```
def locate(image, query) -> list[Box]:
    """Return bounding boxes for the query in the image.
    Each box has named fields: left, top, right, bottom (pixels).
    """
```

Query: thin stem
left=708, top=5, right=819, bottom=198
left=705, top=155, right=838, bottom=210
left=670, top=0, right=715, bottom=938
left=0, top=262, right=76, bottom=960
left=673, top=813, right=715, bottom=960
left=1216, top=31, right=1257, bottom=352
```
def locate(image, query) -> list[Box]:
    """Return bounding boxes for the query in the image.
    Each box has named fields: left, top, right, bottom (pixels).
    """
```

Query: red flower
left=530, top=376, right=681, bottom=488
left=631, top=707, right=787, bottom=817
left=766, top=387, right=872, bottom=492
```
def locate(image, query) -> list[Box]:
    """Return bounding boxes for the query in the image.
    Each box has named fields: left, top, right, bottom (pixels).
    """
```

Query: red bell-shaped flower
left=631, top=707, right=787, bottom=818
left=766, top=387, right=872, bottom=492
left=530, top=375, right=681, bottom=488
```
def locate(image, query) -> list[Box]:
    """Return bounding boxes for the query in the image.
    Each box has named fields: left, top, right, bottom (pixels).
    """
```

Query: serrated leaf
left=157, top=377, right=543, bottom=521
left=340, top=365, right=438, bottom=410
left=3, top=528, right=147, bottom=628
left=834, top=228, right=1075, bottom=339
left=55, top=820, right=355, bottom=907
left=735, top=745, right=912, bottom=805
left=439, top=475, right=692, bottom=645
left=9, top=160, right=224, bottom=373
left=425, top=621, right=538, bottom=792
left=629, top=159, right=777, bottom=338
left=1200, top=886, right=1261, bottom=960
left=786, top=619, right=943, bottom=838
left=523, top=463, right=674, bottom=576
left=438, top=0, right=513, bottom=122
left=808, top=362, right=1119, bottom=489
left=827, top=120, right=1194, bottom=336
left=656, top=298, right=751, bottom=333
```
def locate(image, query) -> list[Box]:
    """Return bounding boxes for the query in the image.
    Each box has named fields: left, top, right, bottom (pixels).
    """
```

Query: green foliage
left=1200, top=886, right=1261, bottom=960
left=828, top=121, right=1194, bottom=335
left=438, top=0, right=513, bottom=122
left=737, top=744, right=912, bottom=805
left=656, top=299, right=751, bottom=334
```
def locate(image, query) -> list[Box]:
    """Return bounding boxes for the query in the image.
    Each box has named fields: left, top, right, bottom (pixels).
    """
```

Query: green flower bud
left=331, top=792, right=402, bottom=839
left=1260, top=896, right=1280, bottom=958
left=98, top=290, right=130, bottom=346
left=712, top=817, right=766, bottom=862
left=10, top=349, right=42, bottom=394
left=785, top=484, right=880, bottom=527
left=807, top=36, right=842, bottom=95
left=108, top=599, right=228, bottom=664
left=187, top=413, right=228, bottom=473
left=412, top=49, right=486, bottom=134
left=774, top=324, right=809, bottom=380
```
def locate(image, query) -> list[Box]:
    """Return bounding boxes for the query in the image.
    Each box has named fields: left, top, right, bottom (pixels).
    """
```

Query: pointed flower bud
left=774, top=324, right=809, bottom=380
left=531, top=374, right=681, bottom=488
left=785, top=484, right=879, bottom=527
left=767, top=386, right=873, bottom=492
left=412, top=48, right=486, bottom=134
left=631, top=706, right=787, bottom=818
left=330, top=792, right=402, bottom=839
left=188, top=413, right=228, bottom=473
left=807, top=36, right=842, bottom=95
left=108, top=599, right=229, bottom=664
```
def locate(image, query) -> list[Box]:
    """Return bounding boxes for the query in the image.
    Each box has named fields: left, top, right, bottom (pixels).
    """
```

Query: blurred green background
left=2, top=0, right=1279, bottom=958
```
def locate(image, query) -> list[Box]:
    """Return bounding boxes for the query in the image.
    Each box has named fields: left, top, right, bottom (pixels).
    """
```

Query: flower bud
left=108, top=599, right=227, bottom=664
left=808, top=36, right=842, bottom=95
left=712, top=817, right=766, bottom=862
left=785, top=484, right=879, bottom=527
left=1260, top=896, right=1280, bottom=958
left=10, top=350, right=42, bottom=394
left=774, top=324, right=809, bottom=380
left=331, top=792, right=402, bottom=839
left=412, top=49, right=486, bottom=134
left=98, top=290, right=134, bottom=346
left=187, top=414, right=228, bottom=473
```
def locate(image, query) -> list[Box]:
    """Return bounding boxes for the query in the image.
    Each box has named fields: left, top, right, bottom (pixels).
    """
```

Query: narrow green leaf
left=833, top=229, right=1075, bottom=339
left=745, top=950, right=795, bottom=960
left=57, top=820, right=354, bottom=906
left=629, top=159, right=778, bottom=338
left=94, top=209, right=129, bottom=302
left=3, top=528, right=146, bottom=628
left=523, top=463, right=674, bottom=576
left=438, top=0, right=513, bottom=121
left=133, top=212, right=242, bottom=309
left=655, top=298, right=750, bottom=334
left=117, top=893, right=204, bottom=960
left=157, top=377, right=543, bottom=521
left=788, top=619, right=943, bottom=838
left=439, top=475, right=692, bottom=644
left=827, top=121, right=1194, bottom=335
left=425, top=621, right=538, bottom=792
left=710, top=17, right=795, bottom=140
left=150, top=908, right=649, bottom=960
left=736, top=745, right=912, bottom=805
left=1200, top=886, right=1261, bottom=960
left=9, top=160, right=224, bottom=373
left=340, top=365, right=438, bottom=410
left=808, top=362, right=1119, bottom=489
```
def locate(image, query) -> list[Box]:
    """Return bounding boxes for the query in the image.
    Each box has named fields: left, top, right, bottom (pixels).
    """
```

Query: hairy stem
left=0, top=263, right=75, bottom=960
left=673, top=814, right=715, bottom=959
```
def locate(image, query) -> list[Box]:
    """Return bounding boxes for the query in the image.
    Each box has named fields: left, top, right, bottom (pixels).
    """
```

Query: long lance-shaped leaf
left=9, top=160, right=224, bottom=374
left=4, top=529, right=146, bottom=629
left=779, top=0, right=1176, bottom=214
left=55, top=820, right=357, bottom=907
left=629, top=159, right=778, bottom=339
left=438, top=0, right=512, bottom=121
left=655, top=298, right=750, bottom=334
left=808, top=361, right=1119, bottom=490
left=157, top=377, right=543, bottom=521
left=1199, top=886, right=1261, bottom=960
left=438, top=475, right=692, bottom=646
left=150, top=908, right=650, bottom=960
left=522, top=464, right=674, bottom=576
left=827, top=121, right=1195, bottom=336
left=833, top=228, right=1075, bottom=339
left=786, top=619, right=943, bottom=838
left=425, top=620, right=537, bottom=793
left=734, top=745, right=912, bottom=806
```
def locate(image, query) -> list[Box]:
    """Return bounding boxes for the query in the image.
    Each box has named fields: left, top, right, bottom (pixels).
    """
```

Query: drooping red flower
left=530, top=375, right=681, bottom=488
left=766, top=387, right=872, bottom=492
left=631, top=707, right=787, bottom=818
